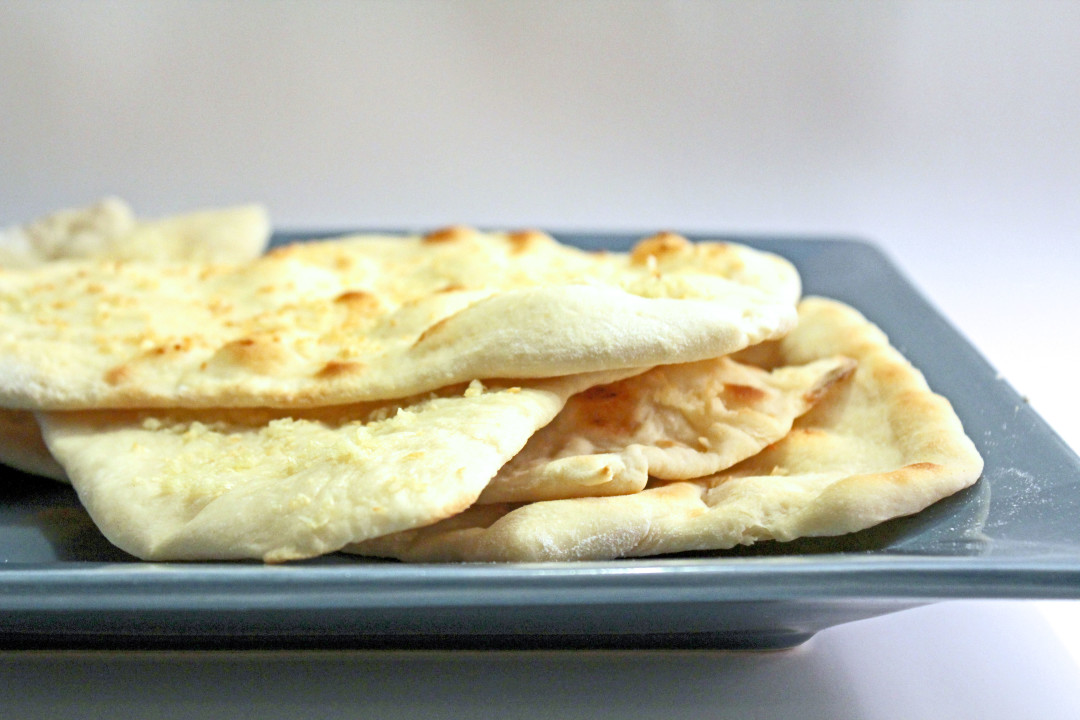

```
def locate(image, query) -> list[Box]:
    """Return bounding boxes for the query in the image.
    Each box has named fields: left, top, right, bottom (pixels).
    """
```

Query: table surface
left=1, top=2, right=1078, bottom=716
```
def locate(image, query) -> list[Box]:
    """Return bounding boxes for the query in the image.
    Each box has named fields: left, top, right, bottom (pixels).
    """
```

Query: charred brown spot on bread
left=630, top=232, right=691, bottom=264
left=213, top=335, right=289, bottom=374
left=436, top=283, right=466, bottom=294
left=582, top=385, right=621, bottom=402
left=334, top=290, right=381, bottom=315
left=170, top=338, right=194, bottom=352
left=146, top=337, right=196, bottom=357
left=104, top=364, right=133, bottom=386
left=721, top=383, right=769, bottom=406
left=575, top=383, right=641, bottom=434
left=878, top=462, right=946, bottom=489
left=423, top=226, right=475, bottom=244
left=315, top=360, right=364, bottom=379
left=506, top=230, right=551, bottom=254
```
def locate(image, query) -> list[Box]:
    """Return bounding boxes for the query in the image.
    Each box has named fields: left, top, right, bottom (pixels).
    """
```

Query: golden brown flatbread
left=38, top=370, right=640, bottom=561
left=477, top=355, right=856, bottom=503
left=0, top=229, right=798, bottom=411
left=0, top=198, right=271, bottom=480
left=12, top=217, right=982, bottom=565
left=346, top=298, right=983, bottom=561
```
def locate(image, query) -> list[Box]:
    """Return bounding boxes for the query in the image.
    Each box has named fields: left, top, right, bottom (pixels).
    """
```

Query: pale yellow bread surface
left=0, top=229, right=799, bottom=410
left=0, top=197, right=270, bottom=267
left=38, top=370, right=638, bottom=562
left=347, top=298, right=984, bottom=562
left=477, top=355, right=856, bottom=504
left=0, top=198, right=272, bottom=480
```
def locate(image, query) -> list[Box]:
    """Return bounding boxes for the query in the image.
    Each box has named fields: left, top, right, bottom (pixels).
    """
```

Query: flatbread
left=0, top=197, right=270, bottom=267
left=38, top=370, right=639, bottom=562
left=0, top=229, right=799, bottom=410
left=346, top=298, right=983, bottom=562
left=477, top=355, right=856, bottom=503
left=0, top=198, right=272, bottom=480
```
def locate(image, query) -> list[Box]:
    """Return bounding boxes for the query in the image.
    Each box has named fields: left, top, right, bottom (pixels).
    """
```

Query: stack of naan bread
left=0, top=202, right=983, bottom=562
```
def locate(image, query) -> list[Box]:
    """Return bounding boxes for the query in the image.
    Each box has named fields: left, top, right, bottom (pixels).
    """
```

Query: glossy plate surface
left=2, top=232, right=1078, bottom=650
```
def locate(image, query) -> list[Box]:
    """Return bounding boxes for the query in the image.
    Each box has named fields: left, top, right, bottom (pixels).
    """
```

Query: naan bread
left=0, top=198, right=272, bottom=480
left=477, top=355, right=856, bottom=503
left=0, top=197, right=270, bottom=267
left=0, top=229, right=799, bottom=410
left=38, top=370, right=639, bottom=562
left=347, top=298, right=983, bottom=561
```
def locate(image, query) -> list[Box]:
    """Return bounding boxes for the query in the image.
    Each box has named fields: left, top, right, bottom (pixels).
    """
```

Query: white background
left=2, top=2, right=1079, bottom=717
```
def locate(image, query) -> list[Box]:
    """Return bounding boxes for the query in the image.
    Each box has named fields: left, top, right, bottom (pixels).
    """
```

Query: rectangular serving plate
left=1, top=232, right=1078, bottom=650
